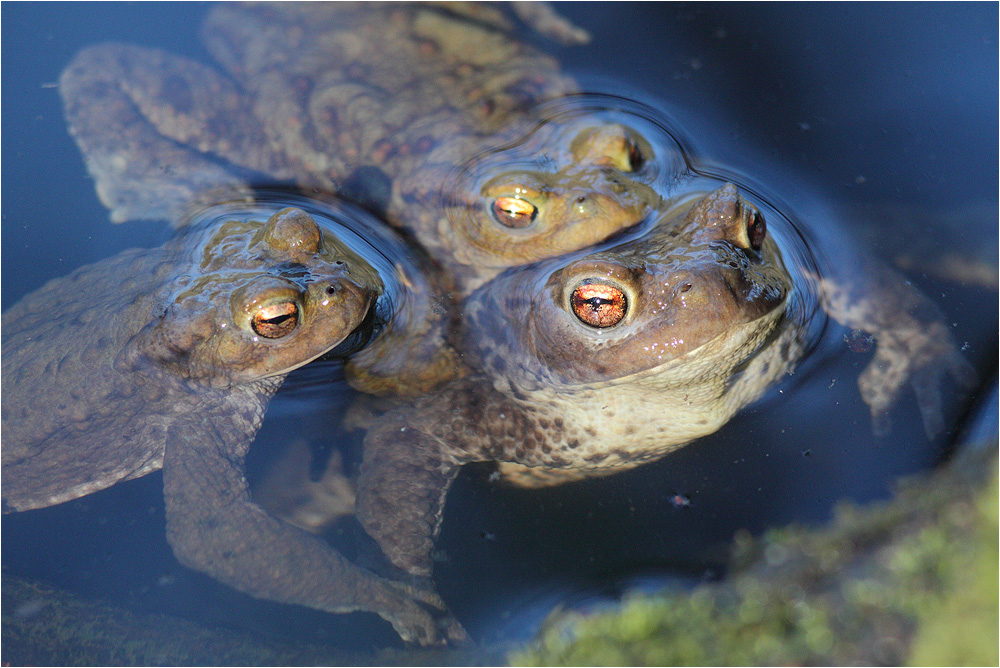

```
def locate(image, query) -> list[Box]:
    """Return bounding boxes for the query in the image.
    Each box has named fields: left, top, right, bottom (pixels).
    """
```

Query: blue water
left=2, top=2, right=997, bottom=661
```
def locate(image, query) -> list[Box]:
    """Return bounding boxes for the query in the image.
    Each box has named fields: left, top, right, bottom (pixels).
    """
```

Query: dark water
left=2, top=2, right=997, bottom=660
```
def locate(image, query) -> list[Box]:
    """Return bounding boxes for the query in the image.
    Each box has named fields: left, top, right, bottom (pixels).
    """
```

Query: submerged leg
left=809, top=258, right=976, bottom=438
left=162, top=416, right=464, bottom=645
left=356, top=411, right=462, bottom=578
left=356, top=380, right=570, bottom=577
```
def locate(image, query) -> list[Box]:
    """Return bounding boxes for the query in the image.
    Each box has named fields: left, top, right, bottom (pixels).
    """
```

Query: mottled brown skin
left=424, top=117, right=663, bottom=294
left=343, top=253, right=466, bottom=397
left=1, top=208, right=464, bottom=645
left=254, top=191, right=467, bottom=398
left=354, top=184, right=976, bottom=577
left=59, top=2, right=661, bottom=297
left=342, top=116, right=665, bottom=391
left=58, top=2, right=664, bottom=399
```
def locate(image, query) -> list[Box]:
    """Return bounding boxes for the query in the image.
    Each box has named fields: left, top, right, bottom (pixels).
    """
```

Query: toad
left=1, top=206, right=462, bottom=644
left=59, top=2, right=663, bottom=295
left=353, top=184, right=977, bottom=577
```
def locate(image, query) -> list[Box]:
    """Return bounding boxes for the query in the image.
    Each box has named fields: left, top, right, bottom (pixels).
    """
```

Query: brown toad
left=352, top=184, right=977, bottom=577
left=59, top=2, right=664, bottom=295
left=1, top=205, right=463, bottom=644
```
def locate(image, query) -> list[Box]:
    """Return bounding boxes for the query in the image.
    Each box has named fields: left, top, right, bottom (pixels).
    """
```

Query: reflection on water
left=2, top=2, right=996, bottom=662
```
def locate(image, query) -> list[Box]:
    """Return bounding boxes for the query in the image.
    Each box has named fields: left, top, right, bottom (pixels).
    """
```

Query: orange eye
left=491, top=197, right=537, bottom=228
left=571, top=282, right=628, bottom=328
left=251, top=301, right=299, bottom=338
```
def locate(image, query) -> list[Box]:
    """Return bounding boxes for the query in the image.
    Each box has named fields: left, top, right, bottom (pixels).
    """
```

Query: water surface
left=2, top=2, right=996, bottom=660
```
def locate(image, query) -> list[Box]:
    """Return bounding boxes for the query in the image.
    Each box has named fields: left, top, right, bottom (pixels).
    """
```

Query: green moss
left=907, top=465, right=998, bottom=666
left=512, top=443, right=999, bottom=666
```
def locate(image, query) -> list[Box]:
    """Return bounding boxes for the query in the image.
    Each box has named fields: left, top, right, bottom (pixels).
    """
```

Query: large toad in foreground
left=1, top=206, right=465, bottom=644
left=355, top=184, right=977, bottom=577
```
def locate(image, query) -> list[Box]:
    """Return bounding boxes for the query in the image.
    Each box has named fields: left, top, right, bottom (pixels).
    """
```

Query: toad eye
left=570, top=124, right=648, bottom=172
left=251, top=301, right=299, bottom=338
left=492, top=196, right=537, bottom=228
left=623, top=137, right=644, bottom=172
left=570, top=282, right=628, bottom=328
left=591, top=136, right=645, bottom=172
left=747, top=210, right=766, bottom=251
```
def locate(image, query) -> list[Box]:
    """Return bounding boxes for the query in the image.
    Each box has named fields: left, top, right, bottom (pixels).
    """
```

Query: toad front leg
left=162, top=415, right=464, bottom=645
left=356, top=414, right=463, bottom=578
left=356, top=379, right=574, bottom=577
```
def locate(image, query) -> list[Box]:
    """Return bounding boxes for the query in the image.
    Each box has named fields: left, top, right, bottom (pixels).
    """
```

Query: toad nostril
left=679, top=283, right=693, bottom=293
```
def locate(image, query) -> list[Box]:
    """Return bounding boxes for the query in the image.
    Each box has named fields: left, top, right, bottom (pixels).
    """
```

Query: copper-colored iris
left=491, top=197, right=537, bottom=228
left=251, top=301, right=299, bottom=338
left=571, top=282, right=628, bottom=328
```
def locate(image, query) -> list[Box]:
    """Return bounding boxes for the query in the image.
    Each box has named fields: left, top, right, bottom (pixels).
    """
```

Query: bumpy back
left=2, top=249, right=181, bottom=511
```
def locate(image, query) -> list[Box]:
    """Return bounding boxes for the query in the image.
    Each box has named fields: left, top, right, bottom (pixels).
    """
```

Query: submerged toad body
left=354, top=184, right=976, bottom=577
left=1, top=207, right=464, bottom=644
left=60, top=2, right=663, bottom=294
